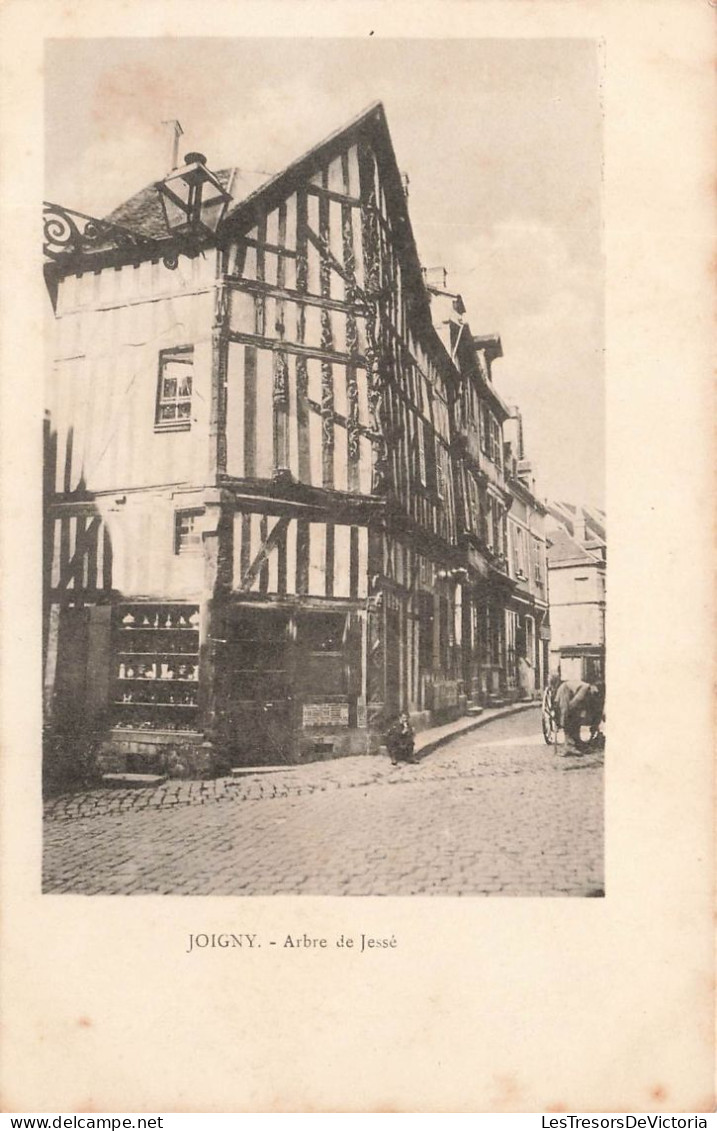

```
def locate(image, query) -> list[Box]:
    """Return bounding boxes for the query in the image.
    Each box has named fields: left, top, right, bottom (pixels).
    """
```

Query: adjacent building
left=43, top=102, right=552, bottom=779
left=428, top=284, right=523, bottom=708
left=503, top=413, right=550, bottom=699
left=545, top=502, right=606, bottom=682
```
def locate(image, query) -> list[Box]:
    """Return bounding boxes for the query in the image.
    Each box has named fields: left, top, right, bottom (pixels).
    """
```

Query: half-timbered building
left=428, top=285, right=520, bottom=706
left=43, top=101, right=552, bottom=782
left=43, top=103, right=480, bottom=776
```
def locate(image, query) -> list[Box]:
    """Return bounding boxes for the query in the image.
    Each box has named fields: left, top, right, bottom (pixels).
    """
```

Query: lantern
left=155, top=152, right=231, bottom=240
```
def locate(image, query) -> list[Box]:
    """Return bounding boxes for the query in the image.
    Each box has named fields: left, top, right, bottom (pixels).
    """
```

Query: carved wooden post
left=199, top=491, right=233, bottom=770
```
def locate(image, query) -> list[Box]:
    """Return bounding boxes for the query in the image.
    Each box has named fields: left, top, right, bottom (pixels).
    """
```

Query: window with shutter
left=480, top=404, right=489, bottom=454
left=416, top=416, right=427, bottom=486
left=423, top=421, right=437, bottom=494
left=435, top=446, right=446, bottom=500
left=492, top=419, right=502, bottom=468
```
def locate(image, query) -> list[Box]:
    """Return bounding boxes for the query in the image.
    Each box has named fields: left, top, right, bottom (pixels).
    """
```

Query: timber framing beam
left=225, top=276, right=368, bottom=318
left=217, top=475, right=387, bottom=524
left=227, top=329, right=364, bottom=369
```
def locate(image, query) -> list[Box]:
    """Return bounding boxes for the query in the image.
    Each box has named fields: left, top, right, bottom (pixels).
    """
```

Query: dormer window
left=155, top=347, right=194, bottom=431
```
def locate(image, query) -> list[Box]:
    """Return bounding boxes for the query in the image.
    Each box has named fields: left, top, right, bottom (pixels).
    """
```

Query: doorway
left=224, top=607, right=292, bottom=764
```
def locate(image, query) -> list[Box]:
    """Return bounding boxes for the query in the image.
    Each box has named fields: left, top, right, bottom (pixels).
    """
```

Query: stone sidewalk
left=43, top=702, right=539, bottom=823
left=413, top=700, right=537, bottom=756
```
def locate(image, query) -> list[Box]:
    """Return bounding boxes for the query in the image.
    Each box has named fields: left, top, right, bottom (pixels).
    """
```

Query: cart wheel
left=541, top=687, right=558, bottom=745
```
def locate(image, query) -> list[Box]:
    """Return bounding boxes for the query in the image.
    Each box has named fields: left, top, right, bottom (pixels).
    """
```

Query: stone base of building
left=48, top=686, right=547, bottom=787
left=409, top=701, right=465, bottom=733
left=293, top=727, right=382, bottom=762
left=96, top=730, right=214, bottom=779
left=95, top=725, right=386, bottom=777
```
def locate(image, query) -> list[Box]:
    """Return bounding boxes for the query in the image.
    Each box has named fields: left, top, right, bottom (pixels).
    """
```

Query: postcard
left=0, top=0, right=713, bottom=1113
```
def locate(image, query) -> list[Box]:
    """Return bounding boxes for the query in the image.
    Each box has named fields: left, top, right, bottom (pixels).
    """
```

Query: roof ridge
left=224, top=100, right=386, bottom=222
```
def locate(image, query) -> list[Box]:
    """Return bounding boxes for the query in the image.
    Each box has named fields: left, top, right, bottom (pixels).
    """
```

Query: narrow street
left=43, top=707, right=604, bottom=897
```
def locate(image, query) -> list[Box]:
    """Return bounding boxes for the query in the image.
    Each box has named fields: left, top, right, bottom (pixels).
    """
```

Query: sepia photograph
left=42, top=37, right=606, bottom=898
left=0, top=0, right=713, bottom=1114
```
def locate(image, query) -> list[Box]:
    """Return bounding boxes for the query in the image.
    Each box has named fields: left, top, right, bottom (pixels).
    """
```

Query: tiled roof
left=60, top=101, right=443, bottom=365
left=103, top=105, right=386, bottom=239
left=582, top=505, right=606, bottom=541
left=546, top=500, right=607, bottom=544
left=547, top=527, right=596, bottom=565
left=100, top=104, right=388, bottom=244
left=104, top=167, right=251, bottom=239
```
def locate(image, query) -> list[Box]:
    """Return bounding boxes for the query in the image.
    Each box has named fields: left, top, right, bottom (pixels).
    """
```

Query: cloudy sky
left=46, top=37, right=604, bottom=508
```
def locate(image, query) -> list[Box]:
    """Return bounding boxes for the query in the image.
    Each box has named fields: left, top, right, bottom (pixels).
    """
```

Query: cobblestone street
left=43, top=708, right=604, bottom=897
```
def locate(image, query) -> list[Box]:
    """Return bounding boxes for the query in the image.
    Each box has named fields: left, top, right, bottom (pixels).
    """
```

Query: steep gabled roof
left=64, top=102, right=423, bottom=300
left=224, top=100, right=387, bottom=225
left=102, top=102, right=393, bottom=242
left=546, top=500, right=576, bottom=536
left=451, top=317, right=511, bottom=422
left=546, top=500, right=606, bottom=544
left=507, top=470, right=548, bottom=515
left=221, top=101, right=442, bottom=361
left=473, top=334, right=503, bottom=362
left=547, top=526, right=599, bottom=566
left=47, top=102, right=458, bottom=385
left=582, top=504, right=606, bottom=541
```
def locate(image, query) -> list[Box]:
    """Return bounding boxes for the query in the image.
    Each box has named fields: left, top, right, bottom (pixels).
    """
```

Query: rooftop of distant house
left=547, top=500, right=606, bottom=543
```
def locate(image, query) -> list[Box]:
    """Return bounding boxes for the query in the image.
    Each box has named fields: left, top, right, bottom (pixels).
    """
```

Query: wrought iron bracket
left=43, top=201, right=191, bottom=270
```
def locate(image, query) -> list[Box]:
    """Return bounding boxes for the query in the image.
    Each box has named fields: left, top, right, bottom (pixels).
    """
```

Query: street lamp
left=43, top=149, right=233, bottom=290
left=155, top=152, right=232, bottom=243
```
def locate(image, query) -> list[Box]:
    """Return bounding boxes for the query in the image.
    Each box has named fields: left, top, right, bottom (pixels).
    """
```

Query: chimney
left=472, top=335, right=503, bottom=379
left=504, top=439, right=517, bottom=478
left=511, top=406, right=525, bottom=460
left=162, top=118, right=184, bottom=173
left=578, top=508, right=589, bottom=545
left=517, top=459, right=533, bottom=491
left=422, top=265, right=448, bottom=290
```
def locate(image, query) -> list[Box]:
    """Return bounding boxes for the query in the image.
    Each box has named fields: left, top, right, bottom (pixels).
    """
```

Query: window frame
left=422, top=420, right=438, bottom=495
left=532, top=537, right=544, bottom=585
left=435, top=442, right=446, bottom=501
left=479, top=403, right=489, bottom=455
left=414, top=412, right=427, bottom=487
left=492, top=418, right=503, bottom=468
left=492, top=501, right=503, bottom=556
left=174, top=508, right=204, bottom=556
left=484, top=495, right=495, bottom=551
left=155, top=346, right=195, bottom=433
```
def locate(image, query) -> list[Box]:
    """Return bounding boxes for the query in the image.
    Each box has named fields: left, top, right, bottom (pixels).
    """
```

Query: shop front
left=211, top=598, right=369, bottom=765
